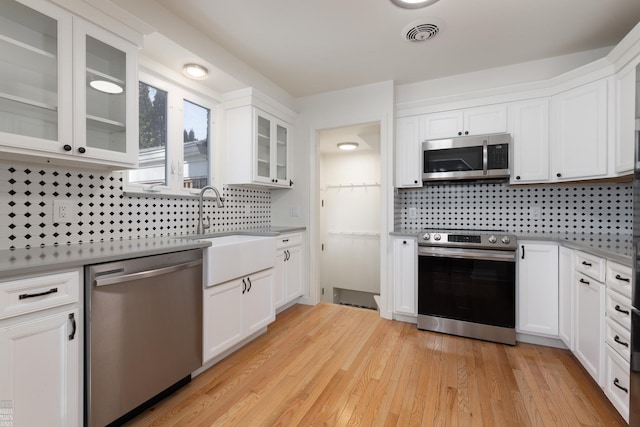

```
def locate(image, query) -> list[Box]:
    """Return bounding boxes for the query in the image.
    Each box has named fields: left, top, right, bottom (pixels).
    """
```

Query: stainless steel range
left=417, top=229, right=517, bottom=345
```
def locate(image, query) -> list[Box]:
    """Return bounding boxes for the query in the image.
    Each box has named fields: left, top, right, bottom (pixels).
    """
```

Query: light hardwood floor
left=126, top=303, right=626, bottom=426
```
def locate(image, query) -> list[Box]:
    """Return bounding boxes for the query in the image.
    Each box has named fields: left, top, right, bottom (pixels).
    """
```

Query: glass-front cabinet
left=0, top=0, right=138, bottom=169
left=253, top=109, right=290, bottom=186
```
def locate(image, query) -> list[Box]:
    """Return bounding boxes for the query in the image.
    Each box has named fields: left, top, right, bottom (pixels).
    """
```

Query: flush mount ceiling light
left=182, top=63, right=208, bottom=80
left=390, top=0, right=440, bottom=9
left=89, top=80, right=123, bottom=94
left=337, top=142, right=359, bottom=151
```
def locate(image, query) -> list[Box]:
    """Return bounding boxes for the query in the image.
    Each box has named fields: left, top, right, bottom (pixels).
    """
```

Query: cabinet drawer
left=605, top=318, right=630, bottom=362
left=0, top=270, right=80, bottom=320
left=276, top=233, right=302, bottom=249
left=604, top=345, right=630, bottom=423
left=605, top=288, right=631, bottom=331
left=575, top=251, right=605, bottom=282
left=606, top=261, right=632, bottom=299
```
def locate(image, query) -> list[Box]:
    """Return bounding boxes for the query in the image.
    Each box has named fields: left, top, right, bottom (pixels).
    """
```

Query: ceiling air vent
left=402, top=20, right=442, bottom=42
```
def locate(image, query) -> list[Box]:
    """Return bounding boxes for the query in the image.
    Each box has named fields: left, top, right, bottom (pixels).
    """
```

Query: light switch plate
left=289, top=206, right=300, bottom=217
left=530, top=205, right=542, bottom=220
left=409, top=207, right=417, bottom=219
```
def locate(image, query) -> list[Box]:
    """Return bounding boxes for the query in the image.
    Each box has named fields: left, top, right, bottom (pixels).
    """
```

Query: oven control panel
left=419, top=231, right=516, bottom=250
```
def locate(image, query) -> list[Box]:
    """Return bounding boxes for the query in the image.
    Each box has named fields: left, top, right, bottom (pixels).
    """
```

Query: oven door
left=417, top=247, right=516, bottom=328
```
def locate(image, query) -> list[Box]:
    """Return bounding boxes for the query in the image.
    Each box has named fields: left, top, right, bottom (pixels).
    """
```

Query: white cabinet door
left=551, top=79, right=609, bottom=181
left=558, top=246, right=575, bottom=349
left=72, top=18, right=138, bottom=167
left=392, top=237, right=417, bottom=316
left=574, top=273, right=604, bottom=385
left=0, top=308, right=80, bottom=427
left=244, top=269, right=275, bottom=335
left=615, top=66, right=636, bottom=174
left=509, top=98, right=550, bottom=183
left=285, top=245, right=303, bottom=302
left=463, top=105, right=508, bottom=135
left=421, top=110, right=463, bottom=139
left=274, top=250, right=286, bottom=309
left=395, top=116, right=422, bottom=188
left=203, top=280, right=244, bottom=363
left=517, top=242, right=559, bottom=336
left=421, top=105, right=507, bottom=139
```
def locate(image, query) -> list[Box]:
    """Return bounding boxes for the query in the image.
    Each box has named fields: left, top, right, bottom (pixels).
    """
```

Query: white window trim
left=124, top=70, right=219, bottom=198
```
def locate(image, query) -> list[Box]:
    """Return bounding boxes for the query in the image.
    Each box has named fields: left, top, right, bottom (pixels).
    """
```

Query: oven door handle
left=418, top=246, right=516, bottom=262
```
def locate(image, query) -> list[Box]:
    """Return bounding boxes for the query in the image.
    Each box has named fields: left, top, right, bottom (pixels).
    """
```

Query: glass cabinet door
left=256, top=113, right=272, bottom=180
left=73, top=18, right=137, bottom=165
left=276, top=123, right=288, bottom=181
left=0, top=0, right=72, bottom=149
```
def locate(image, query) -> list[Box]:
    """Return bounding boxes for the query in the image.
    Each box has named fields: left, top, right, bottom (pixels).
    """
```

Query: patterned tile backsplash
left=0, top=161, right=271, bottom=250
left=396, top=181, right=632, bottom=236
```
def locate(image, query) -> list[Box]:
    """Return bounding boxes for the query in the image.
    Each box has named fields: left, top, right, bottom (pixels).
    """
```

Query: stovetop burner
left=417, top=229, right=517, bottom=250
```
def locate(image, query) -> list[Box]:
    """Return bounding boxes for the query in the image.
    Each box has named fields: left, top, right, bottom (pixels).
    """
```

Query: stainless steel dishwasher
left=85, top=249, right=203, bottom=427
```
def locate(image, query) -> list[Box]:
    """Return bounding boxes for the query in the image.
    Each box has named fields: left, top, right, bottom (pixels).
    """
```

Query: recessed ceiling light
left=89, top=80, right=123, bottom=94
left=183, top=63, right=208, bottom=80
left=337, top=142, right=359, bottom=151
left=390, top=0, right=439, bottom=9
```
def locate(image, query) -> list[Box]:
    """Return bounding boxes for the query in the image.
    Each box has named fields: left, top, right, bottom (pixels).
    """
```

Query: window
left=125, top=71, right=217, bottom=196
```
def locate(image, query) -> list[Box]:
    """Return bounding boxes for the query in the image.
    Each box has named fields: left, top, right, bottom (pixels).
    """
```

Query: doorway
left=318, top=122, right=381, bottom=310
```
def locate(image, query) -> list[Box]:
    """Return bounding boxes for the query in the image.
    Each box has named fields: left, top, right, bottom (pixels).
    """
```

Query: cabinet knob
left=63, top=144, right=72, bottom=152
left=556, top=173, right=562, bottom=178
left=403, top=240, right=407, bottom=244
left=515, top=176, right=521, bottom=180
left=78, top=147, right=86, bottom=154
left=458, top=132, right=462, bottom=136
left=414, top=180, right=418, bottom=184
left=464, top=131, right=469, bottom=135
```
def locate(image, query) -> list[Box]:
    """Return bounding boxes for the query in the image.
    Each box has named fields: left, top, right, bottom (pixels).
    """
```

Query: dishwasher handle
left=94, top=259, right=203, bottom=287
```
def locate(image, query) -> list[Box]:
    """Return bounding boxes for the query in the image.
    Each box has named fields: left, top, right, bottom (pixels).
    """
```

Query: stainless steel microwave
left=422, top=133, right=511, bottom=182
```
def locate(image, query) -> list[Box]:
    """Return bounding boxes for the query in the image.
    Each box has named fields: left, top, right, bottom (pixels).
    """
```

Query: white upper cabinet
left=0, top=0, right=138, bottom=169
left=395, top=116, right=422, bottom=188
left=614, top=64, right=637, bottom=175
left=421, top=104, right=507, bottom=140
left=509, top=98, right=550, bottom=184
left=225, top=100, right=294, bottom=188
left=551, top=78, right=609, bottom=181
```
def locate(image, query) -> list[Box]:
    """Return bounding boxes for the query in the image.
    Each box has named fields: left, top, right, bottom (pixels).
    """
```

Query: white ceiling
left=116, top=0, right=640, bottom=98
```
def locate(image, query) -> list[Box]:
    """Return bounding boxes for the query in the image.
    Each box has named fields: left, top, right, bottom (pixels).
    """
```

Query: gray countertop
left=0, top=226, right=306, bottom=279
left=390, top=230, right=633, bottom=265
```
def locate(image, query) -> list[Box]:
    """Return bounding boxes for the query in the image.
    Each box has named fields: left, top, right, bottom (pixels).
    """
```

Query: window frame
left=124, top=70, right=219, bottom=198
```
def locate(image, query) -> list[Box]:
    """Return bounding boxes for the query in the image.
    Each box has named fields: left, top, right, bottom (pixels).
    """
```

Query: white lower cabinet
left=517, top=242, right=559, bottom=336
left=574, top=271, right=605, bottom=385
left=274, top=233, right=304, bottom=310
left=604, top=345, right=630, bottom=422
left=0, top=269, right=82, bottom=427
left=392, top=237, right=417, bottom=317
left=203, top=268, right=275, bottom=364
left=558, top=246, right=575, bottom=349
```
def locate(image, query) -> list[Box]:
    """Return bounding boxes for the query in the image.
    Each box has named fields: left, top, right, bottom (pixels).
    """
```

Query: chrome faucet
left=197, top=185, right=225, bottom=234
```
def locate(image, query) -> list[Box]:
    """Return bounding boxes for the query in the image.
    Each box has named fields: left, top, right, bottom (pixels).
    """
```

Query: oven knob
left=501, top=236, right=511, bottom=244
left=422, top=233, right=430, bottom=240
left=433, top=234, right=441, bottom=241
left=488, top=235, right=497, bottom=243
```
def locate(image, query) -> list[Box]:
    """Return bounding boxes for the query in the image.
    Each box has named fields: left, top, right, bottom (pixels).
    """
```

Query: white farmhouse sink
left=202, top=234, right=276, bottom=287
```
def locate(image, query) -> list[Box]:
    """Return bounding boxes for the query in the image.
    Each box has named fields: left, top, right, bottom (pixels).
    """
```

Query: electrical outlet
left=289, top=206, right=300, bottom=217
left=408, top=207, right=417, bottom=219
left=245, top=205, right=251, bottom=215
left=53, top=199, right=74, bottom=223
left=530, top=205, right=542, bottom=220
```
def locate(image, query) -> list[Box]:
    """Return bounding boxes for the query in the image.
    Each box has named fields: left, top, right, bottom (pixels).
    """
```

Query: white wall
left=271, top=80, right=394, bottom=318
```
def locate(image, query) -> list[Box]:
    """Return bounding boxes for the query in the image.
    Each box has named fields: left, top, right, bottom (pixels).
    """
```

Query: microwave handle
left=482, top=139, right=488, bottom=176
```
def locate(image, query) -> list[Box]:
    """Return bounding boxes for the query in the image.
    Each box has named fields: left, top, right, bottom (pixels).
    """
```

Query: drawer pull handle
left=282, top=239, right=289, bottom=243
left=581, top=261, right=592, bottom=267
left=614, top=378, right=628, bottom=394
left=68, top=313, right=76, bottom=341
left=614, top=335, right=629, bottom=347
left=579, top=278, right=590, bottom=285
left=19, top=287, right=58, bottom=300
left=615, top=305, right=630, bottom=315
left=615, top=274, right=630, bottom=283
left=242, top=279, right=247, bottom=294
